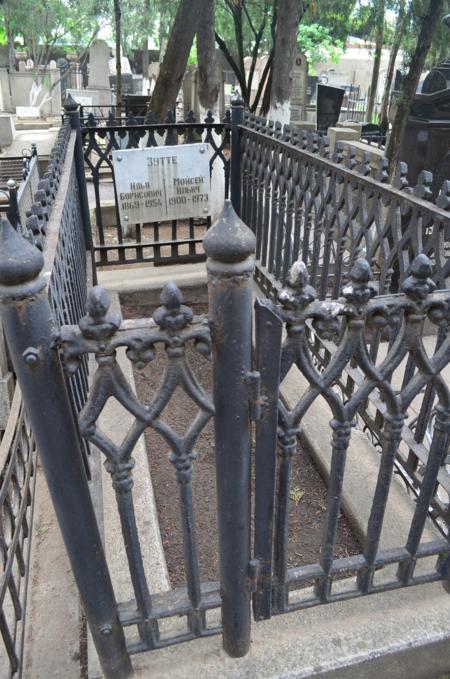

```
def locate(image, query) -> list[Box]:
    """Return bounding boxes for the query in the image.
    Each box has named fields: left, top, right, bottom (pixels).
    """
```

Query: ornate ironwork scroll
left=257, top=254, right=450, bottom=615
left=59, top=282, right=217, bottom=649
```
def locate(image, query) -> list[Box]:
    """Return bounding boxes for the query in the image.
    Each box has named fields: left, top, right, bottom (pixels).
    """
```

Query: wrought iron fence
left=0, top=97, right=450, bottom=678
left=239, top=115, right=450, bottom=526
left=81, top=109, right=231, bottom=267
left=0, top=387, right=37, bottom=679
left=0, top=113, right=91, bottom=678
left=0, top=150, right=40, bottom=231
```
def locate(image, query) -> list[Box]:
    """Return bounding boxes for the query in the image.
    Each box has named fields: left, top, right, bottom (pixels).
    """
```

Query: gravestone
left=0, top=46, right=9, bottom=69
left=49, top=60, right=57, bottom=69
left=290, top=52, right=308, bottom=125
left=399, top=14, right=450, bottom=197
left=109, top=73, right=133, bottom=95
left=306, top=76, right=318, bottom=105
left=25, top=59, right=34, bottom=70
left=316, top=84, right=345, bottom=132
left=18, top=61, right=26, bottom=73
left=88, top=39, right=110, bottom=90
left=112, top=143, right=211, bottom=226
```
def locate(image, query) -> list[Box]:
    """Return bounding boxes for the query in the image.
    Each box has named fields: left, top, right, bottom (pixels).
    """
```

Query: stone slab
left=130, top=580, right=450, bottom=679
left=87, top=292, right=170, bottom=678
left=23, top=460, right=80, bottom=679
left=0, top=371, right=14, bottom=429
left=97, top=262, right=207, bottom=306
left=327, top=126, right=360, bottom=152
left=0, top=114, right=15, bottom=147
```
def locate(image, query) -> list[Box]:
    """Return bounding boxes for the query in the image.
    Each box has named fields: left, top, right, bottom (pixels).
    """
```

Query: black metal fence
left=0, top=97, right=449, bottom=678
left=0, top=112, right=92, bottom=678
left=0, top=150, right=40, bottom=232
left=81, top=109, right=231, bottom=267
left=239, top=114, right=450, bottom=527
left=0, top=388, right=37, bottom=678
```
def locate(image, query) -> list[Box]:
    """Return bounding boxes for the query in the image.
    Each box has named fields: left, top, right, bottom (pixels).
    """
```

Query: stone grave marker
left=317, top=84, right=345, bottom=131
left=112, top=143, right=211, bottom=226
left=88, top=39, right=110, bottom=90
left=290, top=52, right=308, bottom=124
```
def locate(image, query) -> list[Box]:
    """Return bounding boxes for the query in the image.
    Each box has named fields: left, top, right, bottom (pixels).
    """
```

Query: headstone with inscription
left=290, top=52, right=308, bottom=124
left=112, top=143, right=211, bottom=226
left=316, top=84, right=345, bottom=132
left=88, top=39, right=110, bottom=90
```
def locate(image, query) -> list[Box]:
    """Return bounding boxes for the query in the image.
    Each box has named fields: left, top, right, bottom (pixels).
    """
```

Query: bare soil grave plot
left=122, top=302, right=361, bottom=588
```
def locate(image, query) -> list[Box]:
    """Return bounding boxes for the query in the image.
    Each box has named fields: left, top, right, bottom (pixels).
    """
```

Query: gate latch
left=245, top=371, right=261, bottom=421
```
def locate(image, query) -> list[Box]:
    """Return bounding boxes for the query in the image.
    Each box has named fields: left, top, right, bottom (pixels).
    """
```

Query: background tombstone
left=399, top=17, right=450, bottom=196
left=290, top=52, right=308, bottom=124
left=0, top=46, right=10, bottom=69
left=317, top=84, right=345, bottom=132
left=88, top=39, right=110, bottom=90
left=49, top=59, right=57, bottom=69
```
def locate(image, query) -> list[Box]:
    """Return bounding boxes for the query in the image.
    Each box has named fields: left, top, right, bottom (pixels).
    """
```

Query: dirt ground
left=122, top=302, right=361, bottom=587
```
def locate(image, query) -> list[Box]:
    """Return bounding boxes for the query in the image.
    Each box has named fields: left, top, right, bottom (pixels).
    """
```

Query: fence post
left=230, top=92, right=244, bottom=216
left=0, top=219, right=131, bottom=679
left=64, top=94, right=97, bottom=282
left=6, top=178, right=20, bottom=231
left=203, top=199, right=255, bottom=657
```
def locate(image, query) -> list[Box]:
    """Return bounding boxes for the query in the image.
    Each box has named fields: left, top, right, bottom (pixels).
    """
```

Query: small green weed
left=290, top=487, right=304, bottom=504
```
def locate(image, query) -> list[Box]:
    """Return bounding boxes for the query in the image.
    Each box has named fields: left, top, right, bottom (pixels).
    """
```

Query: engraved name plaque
left=112, top=143, right=211, bottom=224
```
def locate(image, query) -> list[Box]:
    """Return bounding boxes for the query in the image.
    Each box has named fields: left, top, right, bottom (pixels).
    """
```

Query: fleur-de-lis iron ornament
left=59, top=281, right=214, bottom=642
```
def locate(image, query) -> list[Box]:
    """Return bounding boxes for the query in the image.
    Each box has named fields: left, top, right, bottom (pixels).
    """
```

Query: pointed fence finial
left=401, top=253, right=436, bottom=301
left=203, top=199, right=255, bottom=266
left=64, top=92, right=79, bottom=112
left=278, top=260, right=316, bottom=310
left=343, top=258, right=376, bottom=305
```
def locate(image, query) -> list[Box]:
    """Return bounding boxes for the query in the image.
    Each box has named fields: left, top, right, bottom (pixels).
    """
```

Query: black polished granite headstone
left=316, top=84, right=345, bottom=132
left=109, top=73, right=133, bottom=95
left=399, top=15, right=450, bottom=197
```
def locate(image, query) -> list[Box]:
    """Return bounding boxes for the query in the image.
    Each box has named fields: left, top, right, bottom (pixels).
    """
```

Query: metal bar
left=230, top=94, right=244, bottom=215
left=64, top=98, right=95, bottom=285
left=398, top=403, right=450, bottom=584
left=0, top=220, right=131, bottom=679
left=204, top=199, right=254, bottom=657
left=253, top=299, right=283, bottom=620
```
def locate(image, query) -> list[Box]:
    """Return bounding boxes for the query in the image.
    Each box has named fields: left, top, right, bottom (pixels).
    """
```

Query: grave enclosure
left=0, top=95, right=449, bottom=679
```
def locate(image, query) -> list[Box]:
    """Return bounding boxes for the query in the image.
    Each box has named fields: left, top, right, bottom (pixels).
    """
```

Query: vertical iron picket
left=253, top=299, right=283, bottom=620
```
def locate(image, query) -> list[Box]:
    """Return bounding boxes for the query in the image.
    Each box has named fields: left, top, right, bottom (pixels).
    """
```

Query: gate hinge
left=245, top=371, right=261, bottom=421
left=247, top=559, right=261, bottom=593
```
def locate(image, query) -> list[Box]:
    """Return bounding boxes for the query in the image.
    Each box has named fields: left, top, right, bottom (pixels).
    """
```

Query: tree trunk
left=269, top=0, right=303, bottom=124
left=366, top=0, right=385, bottom=122
left=4, top=9, right=15, bottom=72
left=142, top=0, right=150, bottom=84
left=379, top=0, right=407, bottom=130
left=151, top=0, right=202, bottom=121
left=198, top=0, right=222, bottom=219
left=386, top=0, right=445, bottom=176
left=114, top=0, right=122, bottom=112
left=197, top=0, right=220, bottom=113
